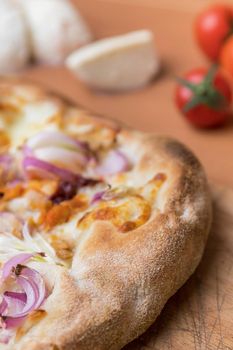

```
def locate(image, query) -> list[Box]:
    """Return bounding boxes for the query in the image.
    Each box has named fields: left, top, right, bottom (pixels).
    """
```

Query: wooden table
left=19, top=1, right=233, bottom=349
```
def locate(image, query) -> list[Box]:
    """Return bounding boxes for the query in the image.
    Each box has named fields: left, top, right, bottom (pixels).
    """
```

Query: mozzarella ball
left=0, top=0, right=30, bottom=73
left=17, top=0, right=93, bottom=65
left=66, top=30, right=160, bottom=91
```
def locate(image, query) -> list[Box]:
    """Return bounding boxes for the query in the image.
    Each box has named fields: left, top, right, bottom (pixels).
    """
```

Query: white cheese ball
left=17, top=0, right=93, bottom=65
left=66, top=30, right=160, bottom=91
left=0, top=0, right=30, bottom=73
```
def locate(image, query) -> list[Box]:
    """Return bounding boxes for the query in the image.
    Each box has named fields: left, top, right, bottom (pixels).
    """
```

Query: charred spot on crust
left=165, top=140, right=201, bottom=169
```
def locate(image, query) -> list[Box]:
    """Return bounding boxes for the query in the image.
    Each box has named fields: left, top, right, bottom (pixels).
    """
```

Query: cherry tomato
left=195, top=5, right=233, bottom=61
left=175, top=67, right=232, bottom=128
left=220, top=35, right=233, bottom=76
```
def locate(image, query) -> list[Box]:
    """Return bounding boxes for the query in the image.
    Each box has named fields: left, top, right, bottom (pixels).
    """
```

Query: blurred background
left=12, top=0, right=233, bottom=187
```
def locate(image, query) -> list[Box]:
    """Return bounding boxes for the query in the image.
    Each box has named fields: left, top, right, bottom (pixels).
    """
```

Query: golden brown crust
left=0, top=78, right=212, bottom=350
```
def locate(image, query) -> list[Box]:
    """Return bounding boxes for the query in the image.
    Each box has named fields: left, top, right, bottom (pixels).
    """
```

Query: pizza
left=0, top=79, right=212, bottom=350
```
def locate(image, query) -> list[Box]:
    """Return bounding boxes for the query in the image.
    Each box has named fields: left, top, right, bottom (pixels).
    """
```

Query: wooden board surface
left=123, top=185, right=233, bottom=350
left=17, top=1, right=233, bottom=349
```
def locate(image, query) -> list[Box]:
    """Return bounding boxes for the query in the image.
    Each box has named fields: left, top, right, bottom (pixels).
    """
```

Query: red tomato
left=175, top=67, right=232, bottom=128
left=220, top=36, right=233, bottom=76
left=195, top=5, right=233, bottom=61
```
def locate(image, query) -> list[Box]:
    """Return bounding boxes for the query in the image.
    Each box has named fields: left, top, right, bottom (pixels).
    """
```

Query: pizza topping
left=78, top=194, right=151, bottom=233
left=0, top=223, right=62, bottom=266
left=14, top=265, right=46, bottom=314
left=33, top=146, right=87, bottom=173
left=1, top=253, right=33, bottom=282
left=25, top=130, right=92, bottom=172
left=27, top=130, right=86, bottom=152
left=23, top=154, right=98, bottom=188
left=23, top=156, right=80, bottom=183
left=27, top=179, right=59, bottom=197
left=50, top=180, right=97, bottom=205
left=91, top=184, right=112, bottom=204
left=0, top=260, right=47, bottom=339
left=0, top=131, right=10, bottom=150
left=139, top=172, right=167, bottom=204
left=0, top=154, right=15, bottom=184
left=2, top=183, right=24, bottom=201
left=50, top=181, right=78, bottom=204
left=118, top=221, right=137, bottom=233
left=44, top=203, right=72, bottom=229
left=49, top=236, right=74, bottom=260
left=15, top=309, right=46, bottom=341
left=0, top=212, right=23, bottom=239
left=91, top=185, right=134, bottom=204
left=96, top=149, right=130, bottom=176
left=44, top=192, right=89, bottom=229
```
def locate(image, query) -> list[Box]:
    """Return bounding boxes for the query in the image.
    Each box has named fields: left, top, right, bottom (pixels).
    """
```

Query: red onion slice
left=0, top=298, right=7, bottom=315
left=91, top=184, right=112, bottom=204
left=27, top=131, right=84, bottom=152
left=1, top=253, right=33, bottom=282
left=0, top=256, right=47, bottom=338
left=34, top=147, right=87, bottom=170
left=96, top=150, right=130, bottom=176
left=0, top=154, right=12, bottom=167
left=4, top=292, right=27, bottom=304
left=23, top=156, right=78, bottom=183
left=91, top=190, right=106, bottom=204
left=3, top=292, right=27, bottom=317
left=12, top=275, right=38, bottom=318
left=3, top=316, right=26, bottom=329
left=0, top=269, right=46, bottom=323
left=19, top=267, right=46, bottom=310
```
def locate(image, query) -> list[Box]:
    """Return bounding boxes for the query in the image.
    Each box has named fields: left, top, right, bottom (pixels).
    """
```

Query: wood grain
left=124, top=185, right=233, bottom=350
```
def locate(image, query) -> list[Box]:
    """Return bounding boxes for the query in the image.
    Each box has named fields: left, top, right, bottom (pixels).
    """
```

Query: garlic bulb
left=0, top=0, right=30, bottom=73
left=17, top=0, right=93, bottom=64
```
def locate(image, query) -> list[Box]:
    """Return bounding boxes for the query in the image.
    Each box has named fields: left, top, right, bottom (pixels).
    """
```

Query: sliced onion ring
left=26, top=130, right=86, bottom=152
left=23, top=156, right=78, bottom=183
left=34, top=146, right=87, bottom=171
left=96, top=150, right=130, bottom=176
left=0, top=298, right=7, bottom=315
left=1, top=253, right=33, bottom=282
left=4, top=292, right=27, bottom=304
left=2, top=316, right=26, bottom=329
left=19, top=266, right=46, bottom=310
left=12, top=275, right=38, bottom=318
left=3, top=292, right=27, bottom=317
left=0, top=255, right=47, bottom=340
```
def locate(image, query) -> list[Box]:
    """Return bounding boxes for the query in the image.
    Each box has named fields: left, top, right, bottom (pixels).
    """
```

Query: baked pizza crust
left=0, top=79, right=212, bottom=350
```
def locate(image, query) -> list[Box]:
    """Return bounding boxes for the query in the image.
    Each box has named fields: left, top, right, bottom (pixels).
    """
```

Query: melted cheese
left=0, top=85, right=167, bottom=259
left=7, top=100, right=61, bottom=150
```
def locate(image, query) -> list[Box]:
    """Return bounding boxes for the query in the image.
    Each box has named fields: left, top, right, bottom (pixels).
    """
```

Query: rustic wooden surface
left=124, top=185, right=233, bottom=350
left=18, top=1, right=233, bottom=349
